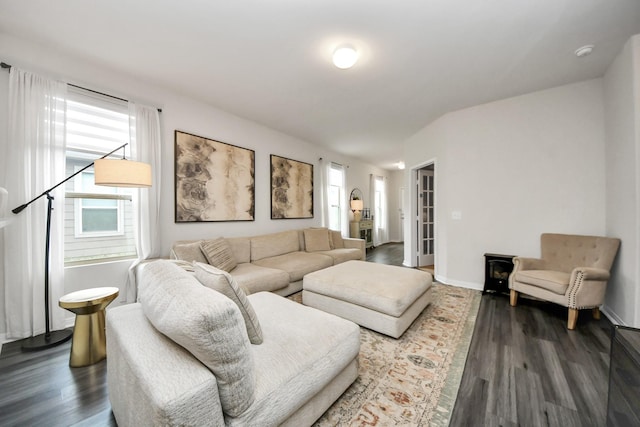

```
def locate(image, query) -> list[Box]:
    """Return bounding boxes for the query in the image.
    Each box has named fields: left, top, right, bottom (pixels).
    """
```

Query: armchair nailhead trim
left=567, top=270, right=584, bottom=309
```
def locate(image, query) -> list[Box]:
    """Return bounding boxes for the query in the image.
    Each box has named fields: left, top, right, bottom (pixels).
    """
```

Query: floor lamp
left=12, top=143, right=152, bottom=351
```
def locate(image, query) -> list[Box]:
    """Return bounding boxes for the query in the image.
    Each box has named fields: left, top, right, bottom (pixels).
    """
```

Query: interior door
left=417, top=169, right=434, bottom=266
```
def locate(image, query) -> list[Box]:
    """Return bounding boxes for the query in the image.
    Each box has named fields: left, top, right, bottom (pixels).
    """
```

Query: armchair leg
left=568, top=308, right=579, bottom=330
left=592, top=307, right=601, bottom=320
left=510, top=289, right=518, bottom=307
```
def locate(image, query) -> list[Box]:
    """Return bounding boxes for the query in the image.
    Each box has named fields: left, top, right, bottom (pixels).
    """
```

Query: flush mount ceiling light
left=397, top=161, right=405, bottom=170
left=575, top=44, right=594, bottom=58
left=333, top=44, right=358, bottom=69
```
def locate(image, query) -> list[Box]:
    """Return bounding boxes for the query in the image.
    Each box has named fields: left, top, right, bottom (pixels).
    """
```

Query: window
left=64, top=88, right=137, bottom=265
left=73, top=170, right=122, bottom=237
left=328, top=164, right=345, bottom=232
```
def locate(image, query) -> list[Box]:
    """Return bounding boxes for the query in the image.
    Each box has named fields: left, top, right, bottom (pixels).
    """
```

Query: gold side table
left=59, top=287, right=119, bottom=368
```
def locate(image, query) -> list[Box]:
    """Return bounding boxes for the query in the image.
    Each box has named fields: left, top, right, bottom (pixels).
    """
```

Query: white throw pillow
left=138, top=260, right=256, bottom=417
left=194, top=262, right=263, bottom=345
left=170, top=241, right=208, bottom=264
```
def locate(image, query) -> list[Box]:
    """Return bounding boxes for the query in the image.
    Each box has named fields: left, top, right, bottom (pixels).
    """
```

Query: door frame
left=406, top=158, right=437, bottom=268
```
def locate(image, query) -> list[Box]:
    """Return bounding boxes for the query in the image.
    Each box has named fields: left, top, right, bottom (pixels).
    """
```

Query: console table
left=350, top=219, right=373, bottom=249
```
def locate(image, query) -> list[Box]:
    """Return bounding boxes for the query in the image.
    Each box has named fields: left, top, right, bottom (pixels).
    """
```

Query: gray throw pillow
left=304, top=228, right=331, bottom=252
left=200, top=237, right=238, bottom=272
left=194, top=262, right=263, bottom=345
left=329, top=230, right=345, bottom=249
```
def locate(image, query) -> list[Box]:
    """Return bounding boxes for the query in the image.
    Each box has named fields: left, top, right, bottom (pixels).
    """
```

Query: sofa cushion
left=231, top=262, right=290, bottom=294
left=317, top=248, right=363, bottom=265
left=170, top=241, right=208, bottom=264
left=250, top=230, right=300, bottom=261
left=106, top=303, right=225, bottom=426
left=329, top=230, right=345, bottom=249
left=228, top=292, right=360, bottom=426
left=200, top=237, right=238, bottom=272
left=514, top=270, right=570, bottom=295
left=138, top=260, right=256, bottom=417
left=227, top=237, right=251, bottom=264
left=194, top=262, right=263, bottom=345
left=304, top=228, right=331, bottom=252
left=252, top=251, right=333, bottom=282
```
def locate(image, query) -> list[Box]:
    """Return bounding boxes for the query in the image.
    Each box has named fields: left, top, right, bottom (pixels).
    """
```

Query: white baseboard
left=434, top=274, right=484, bottom=291
left=601, top=305, right=625, bottom=326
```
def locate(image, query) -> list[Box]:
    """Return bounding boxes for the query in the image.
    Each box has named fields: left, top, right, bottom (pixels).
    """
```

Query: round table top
left=59, top=287, right=119, bottom=305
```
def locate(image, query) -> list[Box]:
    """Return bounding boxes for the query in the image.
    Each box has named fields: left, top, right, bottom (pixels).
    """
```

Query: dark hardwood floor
left=0, top=243, right=613, bottom=426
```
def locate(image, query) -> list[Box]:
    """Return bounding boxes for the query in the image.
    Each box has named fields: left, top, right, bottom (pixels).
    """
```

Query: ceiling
left=1, top=1, right=639, bottom=170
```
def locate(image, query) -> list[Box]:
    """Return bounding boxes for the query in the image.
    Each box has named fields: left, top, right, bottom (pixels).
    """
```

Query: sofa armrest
left=343, top=237, right=366, bottom=260
left=107, top=304, right=225, bottom=427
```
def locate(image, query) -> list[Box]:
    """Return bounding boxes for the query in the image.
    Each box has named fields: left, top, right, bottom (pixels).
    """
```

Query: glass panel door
left=418, top=169, right=434, bottom=266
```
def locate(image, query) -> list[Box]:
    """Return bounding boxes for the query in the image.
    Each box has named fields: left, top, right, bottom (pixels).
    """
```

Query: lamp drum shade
left=94, top=159, right=152, bottom=187
left=350, top=199, right=364, bottom=211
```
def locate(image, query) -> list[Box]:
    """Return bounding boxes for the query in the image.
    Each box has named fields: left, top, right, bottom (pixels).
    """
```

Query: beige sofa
left=108, top=260, right=361, bottom=426
left=170, top=228, right=365, bottom=296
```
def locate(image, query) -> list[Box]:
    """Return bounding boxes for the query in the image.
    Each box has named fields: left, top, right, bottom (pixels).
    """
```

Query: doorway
left=417, top=164, right=435, bottom=271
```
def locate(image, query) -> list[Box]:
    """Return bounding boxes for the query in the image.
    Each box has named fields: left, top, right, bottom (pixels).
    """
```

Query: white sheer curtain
left=318, top=158, right=331, bottom=227
left=335, top=163, right=348, bottom=237
left=126, top=103, right=162, bottom=302
left=377, top=176, right=389, bottom=243
left=370, top=174, right=388, bottom=246
left=3, top=68, right=67, bottom=339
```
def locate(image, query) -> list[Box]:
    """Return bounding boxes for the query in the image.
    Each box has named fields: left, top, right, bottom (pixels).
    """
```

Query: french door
left=417, top=169, right=434, bottom=266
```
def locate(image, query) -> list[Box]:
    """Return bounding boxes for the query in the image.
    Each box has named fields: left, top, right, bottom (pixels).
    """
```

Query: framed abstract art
left=175, top=130, right=255, bottom=222
left=270, top=154, right=313, bottom=219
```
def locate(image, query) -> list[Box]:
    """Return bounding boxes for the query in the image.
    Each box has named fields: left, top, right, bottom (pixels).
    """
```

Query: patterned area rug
left=291, top=282, right=481, bottom=426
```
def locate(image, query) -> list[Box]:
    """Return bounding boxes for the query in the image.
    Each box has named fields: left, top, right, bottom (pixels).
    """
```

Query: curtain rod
left=1, top=61, right=162, bottom=113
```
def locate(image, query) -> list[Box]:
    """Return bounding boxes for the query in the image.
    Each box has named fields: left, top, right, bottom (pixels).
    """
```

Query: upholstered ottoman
left=302, top=260, right=433, bottom=338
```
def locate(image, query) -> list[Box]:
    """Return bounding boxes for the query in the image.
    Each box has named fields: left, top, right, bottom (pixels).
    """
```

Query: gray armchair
left=509, top=233, right=620, bottom=330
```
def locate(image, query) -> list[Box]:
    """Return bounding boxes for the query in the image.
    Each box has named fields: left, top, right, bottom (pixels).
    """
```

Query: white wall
left=387, top=170, right=404, bottom=242
left=403, top=79, right=607, bottom=291
left=0, top=66, right=7, bottom=341
left=0, top=33, right=393, bottom=338
left=603, top=35, right=640, bottom=327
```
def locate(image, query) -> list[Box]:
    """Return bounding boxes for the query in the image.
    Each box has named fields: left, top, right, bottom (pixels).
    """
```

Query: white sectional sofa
left=107, top=260, right=361, bottom=427
left=170, top=228, right=365, bottom=296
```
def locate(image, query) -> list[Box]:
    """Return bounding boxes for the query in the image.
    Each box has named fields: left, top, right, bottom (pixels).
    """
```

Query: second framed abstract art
left=270, top=154, right=314, bottom=219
